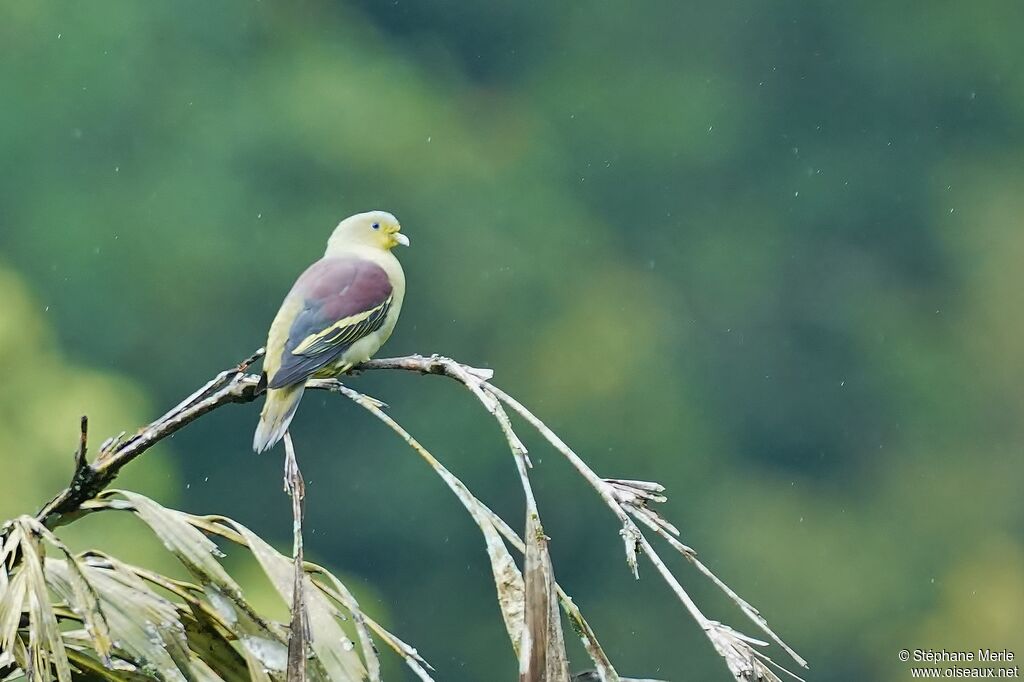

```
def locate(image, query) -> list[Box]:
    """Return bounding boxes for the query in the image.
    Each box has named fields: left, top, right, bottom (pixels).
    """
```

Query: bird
left=253, top=210, right=409, bottom=452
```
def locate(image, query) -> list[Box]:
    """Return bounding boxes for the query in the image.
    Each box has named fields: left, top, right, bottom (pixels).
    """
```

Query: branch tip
left=74, top=415, right=89, bottom=471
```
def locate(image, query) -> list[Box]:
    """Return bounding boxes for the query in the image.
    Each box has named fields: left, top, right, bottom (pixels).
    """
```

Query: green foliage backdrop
left=2, top=2, right=1023, bottom=679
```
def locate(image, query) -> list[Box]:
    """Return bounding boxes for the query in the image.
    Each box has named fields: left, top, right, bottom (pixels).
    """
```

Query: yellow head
left=326, top=210, right=409, bottom=254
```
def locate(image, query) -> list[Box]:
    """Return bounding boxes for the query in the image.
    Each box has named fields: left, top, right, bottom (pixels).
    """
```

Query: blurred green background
left=2, top=2, right=1023, bottom=680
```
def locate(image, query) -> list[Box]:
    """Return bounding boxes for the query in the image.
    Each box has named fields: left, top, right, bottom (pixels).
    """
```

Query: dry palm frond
left=1, top=350, right=807, bottom=682
left=1, top=491, right=425, bottom=681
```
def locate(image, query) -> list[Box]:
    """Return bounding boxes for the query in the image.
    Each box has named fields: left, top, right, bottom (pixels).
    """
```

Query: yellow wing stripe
left=291, top=298, right=391, bottom=356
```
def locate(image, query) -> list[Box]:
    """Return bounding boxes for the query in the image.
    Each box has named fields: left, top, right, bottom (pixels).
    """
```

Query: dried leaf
left=16, top=517, right=115, bottom=665
left=520, top=513, right=570, bottom=682
left=222, top=520, right=366, bottom=682
left=109, top=492, right=236, bottom=594
left=482, top=516, right=526, bottom=657
left=179, top=608, right=251, bottom=682
left=102, top=491, right=291, bottom=676
left=62, top=644, right=157, bottom=682
left=303, top=567, right=381, bottom=682
left=311, top=571, right=435, bottom=682
left=48, top=557, right=187, bottom=680
left=0, top=568, right=27, bottom=662
left=181, top=655, right=229, bottom=682
left=129, top=564, right=251, bottom=682
left=242, top=648, right=276, bottom=682
left=4, top=518, right=73, bottom=682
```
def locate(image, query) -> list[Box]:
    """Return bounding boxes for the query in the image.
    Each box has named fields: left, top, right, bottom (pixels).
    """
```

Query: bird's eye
left=371, top=222, right=380, bottom=230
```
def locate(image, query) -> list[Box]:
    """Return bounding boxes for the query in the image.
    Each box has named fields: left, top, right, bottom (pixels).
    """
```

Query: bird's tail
left=253, top=384, right=305, bottom=453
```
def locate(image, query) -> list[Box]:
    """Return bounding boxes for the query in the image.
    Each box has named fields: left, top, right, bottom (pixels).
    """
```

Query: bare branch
left=34, top=350, right=264, bottom=529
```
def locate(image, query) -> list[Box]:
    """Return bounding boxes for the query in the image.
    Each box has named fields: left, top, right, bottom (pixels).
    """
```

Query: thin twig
left=283, top=432, right=308, bottom=682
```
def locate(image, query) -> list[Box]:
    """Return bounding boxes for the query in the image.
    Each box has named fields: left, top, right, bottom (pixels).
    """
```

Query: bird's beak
left=393, top=232, right=410, bottom=247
